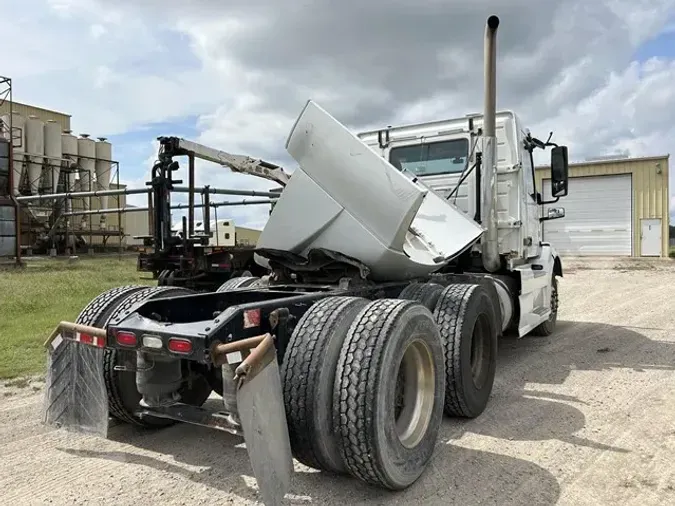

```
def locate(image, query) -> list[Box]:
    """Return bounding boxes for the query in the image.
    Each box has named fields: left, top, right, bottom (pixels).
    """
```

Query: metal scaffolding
left=0, top=75, right=22, bottom=266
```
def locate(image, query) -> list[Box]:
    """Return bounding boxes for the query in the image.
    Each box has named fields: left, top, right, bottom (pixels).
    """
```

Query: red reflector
left=168, top=338, right=192, bottom=354
left=243, top=308, right=261, bottom=329
left=116, top=331, right=137, bottom=347
left=79, top=333, right=94, bottom=345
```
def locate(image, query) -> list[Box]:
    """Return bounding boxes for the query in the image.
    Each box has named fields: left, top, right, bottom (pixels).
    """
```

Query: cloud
left=4, top=0, right=675, bottom=227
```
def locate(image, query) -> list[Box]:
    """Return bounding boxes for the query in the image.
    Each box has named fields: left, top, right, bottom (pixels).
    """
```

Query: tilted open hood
left=256, top=100, right=483, bottom=281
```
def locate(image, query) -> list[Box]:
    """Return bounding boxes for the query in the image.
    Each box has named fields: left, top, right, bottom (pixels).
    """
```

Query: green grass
left=0, top=256, right=153, bottom=379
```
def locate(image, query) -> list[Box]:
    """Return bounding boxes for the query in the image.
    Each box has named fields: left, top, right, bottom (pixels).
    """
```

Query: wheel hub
left=394, top=339, right=435, bottom=448
left=470, top=314, right=491, bottom=390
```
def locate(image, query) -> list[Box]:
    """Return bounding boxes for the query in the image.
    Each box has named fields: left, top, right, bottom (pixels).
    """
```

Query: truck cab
left=357, top=111, right=565, bottom=269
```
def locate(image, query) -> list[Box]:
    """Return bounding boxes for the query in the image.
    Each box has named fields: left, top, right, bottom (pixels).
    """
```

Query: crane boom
left=157, top=136, right=292, bottom=187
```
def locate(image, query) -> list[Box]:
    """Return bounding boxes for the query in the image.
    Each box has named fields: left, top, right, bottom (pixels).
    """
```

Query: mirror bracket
left=538, top=194, right=560, bottom=206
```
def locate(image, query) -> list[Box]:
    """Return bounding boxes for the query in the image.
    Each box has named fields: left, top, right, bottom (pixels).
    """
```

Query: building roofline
left=2, top=100, right=72, bottom=118
left=536, top=154, right=670, bottom=170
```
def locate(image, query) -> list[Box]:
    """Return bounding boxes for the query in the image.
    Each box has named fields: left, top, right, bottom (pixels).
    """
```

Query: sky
left=2, top=0, right=675, bottom=229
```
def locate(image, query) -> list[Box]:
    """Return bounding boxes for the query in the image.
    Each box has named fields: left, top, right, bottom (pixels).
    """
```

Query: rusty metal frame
left=0, top=75, right=22, bottom=266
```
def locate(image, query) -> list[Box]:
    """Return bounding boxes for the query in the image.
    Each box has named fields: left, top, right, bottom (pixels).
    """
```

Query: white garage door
left=542, top=174, right=632, bottom=256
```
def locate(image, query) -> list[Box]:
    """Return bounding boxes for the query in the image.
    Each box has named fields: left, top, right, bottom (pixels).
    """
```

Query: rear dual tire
left=282, top=296, right=445, bottom=490
left=398, top=282, right=444, bottom=311
left=216, top=275, right=261, bottom=292
left=433, top=283, right=499, bottom=418
left=75, top=285, right=213, bottom=428
left=400, top=281, right=500, bottom=419
left=334, top=299, right=445, bottom=490
left=280, top=296, right=369, bottom=473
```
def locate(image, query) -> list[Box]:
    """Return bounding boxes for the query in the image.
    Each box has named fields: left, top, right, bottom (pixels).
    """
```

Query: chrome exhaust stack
left=481, top=15, right=501, bottom=272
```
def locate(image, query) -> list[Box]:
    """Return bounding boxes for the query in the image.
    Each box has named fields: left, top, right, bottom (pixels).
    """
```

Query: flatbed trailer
left=137, top=243, right=267, bottom=291
left=131, top=132, right=285, bottom=291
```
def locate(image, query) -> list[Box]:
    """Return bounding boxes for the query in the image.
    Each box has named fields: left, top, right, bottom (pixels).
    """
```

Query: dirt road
left=2, top=262, right=675, bottom=505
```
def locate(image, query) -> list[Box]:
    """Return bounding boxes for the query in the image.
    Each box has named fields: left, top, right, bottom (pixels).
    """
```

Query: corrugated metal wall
left=124, top=207, right=150, bottom=246
left=536, top=156, right=670, bottom=257
left=235, top=226, right=261, bottom=246
left=115, top=206, right=263, bottom=248
left=0, top=101, right=71, bottom=132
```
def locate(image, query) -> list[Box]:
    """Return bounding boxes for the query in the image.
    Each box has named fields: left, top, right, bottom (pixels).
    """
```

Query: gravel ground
left=2, top=261, right=675, bottom=505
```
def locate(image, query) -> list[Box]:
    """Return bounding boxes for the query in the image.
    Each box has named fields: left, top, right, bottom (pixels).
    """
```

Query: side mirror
left=550, top=145, right=569, bottom=197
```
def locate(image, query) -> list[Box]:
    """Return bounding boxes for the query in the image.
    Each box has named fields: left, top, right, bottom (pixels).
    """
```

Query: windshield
left=389, top=138, right=469, bottom=177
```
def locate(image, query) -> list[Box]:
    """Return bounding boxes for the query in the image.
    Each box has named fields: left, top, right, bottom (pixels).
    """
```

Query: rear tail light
left=168, top=338, right=192, bottom=354
left=116, top=331, right=138, bottom=347
left=75, top=332, right=105, bottom=348
left=79, top=333, right=94, bottom=345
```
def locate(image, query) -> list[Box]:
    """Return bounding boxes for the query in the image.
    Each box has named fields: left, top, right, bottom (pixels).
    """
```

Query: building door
left=542, top=174, right=633, bottom=256
left=640, top=219, right=662, bottom=256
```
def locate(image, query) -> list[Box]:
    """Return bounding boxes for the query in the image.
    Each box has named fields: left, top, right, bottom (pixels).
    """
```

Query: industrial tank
left=1, top=112, right=26, bottom=196
left=77, top=133, right=95, bottom=214
left=61, top=130, right=78, bottom=193
left=43, top=120, right=62, bottom=194
left=25, top=115, right=44, bottom=195
left=95, top=137, right=112, bottom=226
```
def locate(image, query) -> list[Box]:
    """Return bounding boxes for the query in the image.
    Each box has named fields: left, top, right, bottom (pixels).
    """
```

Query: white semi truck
left=43, top=15, right=569, bottom=506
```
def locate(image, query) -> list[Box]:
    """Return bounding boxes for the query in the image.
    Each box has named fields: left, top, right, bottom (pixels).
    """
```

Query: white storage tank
left=77, top=133, right=95, bottom=213
left=61, top=130, right=78, bottom=193
left=43, top=120, right=62, bottom=194
left=25, top=115, right=44, bottom=195
left=95, top=137, right=112, bottom=226
left=2, top=112, right=26, bottom=196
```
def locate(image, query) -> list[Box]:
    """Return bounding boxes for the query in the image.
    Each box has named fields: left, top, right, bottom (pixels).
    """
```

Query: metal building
left=535, top=155, right=670, bottom=257
left=1, top=99, right=73, bottom=257
left=123, top=205, right=148, bottom=247
left=235, top=226, right=262, bottom=246
left=0, top=89, right=124, bottom=257
left=126, top=208, right=263, bottom=249
left=0, top=100, right=71, bottom=132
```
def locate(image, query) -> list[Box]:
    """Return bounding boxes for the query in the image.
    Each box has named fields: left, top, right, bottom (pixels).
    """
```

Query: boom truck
left=135, top=135, right=287, bottom=290
left=42, top=15, right=570, bottom=505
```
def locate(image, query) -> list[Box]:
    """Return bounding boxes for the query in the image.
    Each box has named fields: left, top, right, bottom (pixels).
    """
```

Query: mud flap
left=43, top=327, right=109, bottom=438
left=235, top=336, right=293, bottom=506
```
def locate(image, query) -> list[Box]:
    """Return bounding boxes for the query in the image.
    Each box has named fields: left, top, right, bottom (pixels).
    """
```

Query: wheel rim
left=470, top=313, right=491, bottom=390
left=394, top=339, right=436, bottom=448
left=549, top=280, right=558, bottom=321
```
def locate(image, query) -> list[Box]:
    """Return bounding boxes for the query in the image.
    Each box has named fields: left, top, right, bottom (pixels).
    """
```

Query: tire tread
left=334, top=299, right=413, bottom=488
left=433, top=283, right=475, bottom=417
left=281, top=296, right=368, bottom=472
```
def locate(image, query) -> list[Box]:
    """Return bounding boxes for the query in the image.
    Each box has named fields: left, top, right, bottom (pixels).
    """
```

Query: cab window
left=389, top=139, right=469, bottom=176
